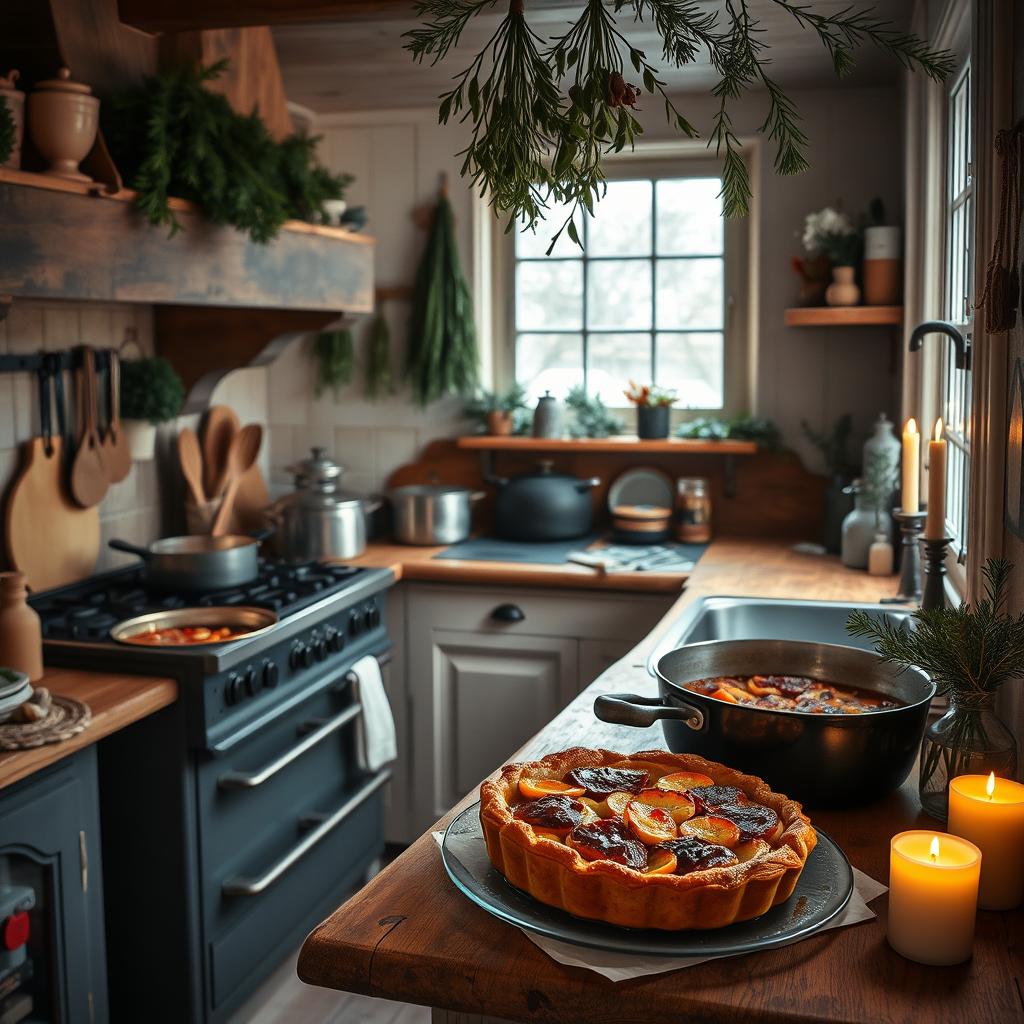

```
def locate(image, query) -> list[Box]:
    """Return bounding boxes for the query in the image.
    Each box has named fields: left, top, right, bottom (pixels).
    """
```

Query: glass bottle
left=840, top=480, right=879, bottom=569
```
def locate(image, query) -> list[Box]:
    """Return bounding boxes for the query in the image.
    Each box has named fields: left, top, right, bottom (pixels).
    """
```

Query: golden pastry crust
left=479, top=747, right=817, bottom=930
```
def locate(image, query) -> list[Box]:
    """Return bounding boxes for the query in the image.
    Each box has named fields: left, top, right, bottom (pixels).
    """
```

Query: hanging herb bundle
left=0, top=99, right=14, bottom=165
left=406, top=1, right=955, bottom=251
left=102, top=60, right=351, bottom=243
left=311, top=329, right=355, bottom=398
left=364, top=311, right=395, bottom=399
left=406, top=193, right=478, bottom=405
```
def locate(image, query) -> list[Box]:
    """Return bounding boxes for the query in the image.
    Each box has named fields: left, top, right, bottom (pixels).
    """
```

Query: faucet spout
left=908, top=320, right=971, bottom=370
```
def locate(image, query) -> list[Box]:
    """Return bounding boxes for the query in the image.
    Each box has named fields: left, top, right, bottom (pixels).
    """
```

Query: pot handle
left=364, top=495, right=384, bottom=515
left=470, top=491, right=488, bottom=502
left=593, top=692, right=704, bottom=731
left=108, top=538, right=151, bottom=560
left=576, top=477, right=602, bottom=492
left=246, top=526, right=276, bottom=542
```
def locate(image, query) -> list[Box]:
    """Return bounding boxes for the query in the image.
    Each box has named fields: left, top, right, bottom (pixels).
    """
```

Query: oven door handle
left=217, top=703, right=363, bottom=790
left=221, top=768, right=391, bottom=897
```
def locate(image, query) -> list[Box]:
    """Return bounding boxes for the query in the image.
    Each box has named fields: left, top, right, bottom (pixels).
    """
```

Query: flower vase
left=918, top=695, right=1018, bottom=820
left=825, top=266, right=860, bottom=307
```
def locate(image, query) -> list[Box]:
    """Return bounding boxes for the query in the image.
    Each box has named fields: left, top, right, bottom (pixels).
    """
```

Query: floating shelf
left=784, top=306, right=903, bottom=327
left=457, top=436, right=758, bottom=455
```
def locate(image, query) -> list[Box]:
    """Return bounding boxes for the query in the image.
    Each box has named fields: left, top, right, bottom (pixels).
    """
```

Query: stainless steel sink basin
left=647, top=596, right=911, bottom=673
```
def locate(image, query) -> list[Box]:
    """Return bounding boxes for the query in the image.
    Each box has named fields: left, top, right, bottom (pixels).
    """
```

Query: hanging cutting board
left=201, top=405, right=270, bottom=534
left=5, top=436, right=100, bottom=590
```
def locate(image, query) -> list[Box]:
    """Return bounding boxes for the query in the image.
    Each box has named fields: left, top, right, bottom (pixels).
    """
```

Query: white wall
left=266, top=84, right=903, bottom=492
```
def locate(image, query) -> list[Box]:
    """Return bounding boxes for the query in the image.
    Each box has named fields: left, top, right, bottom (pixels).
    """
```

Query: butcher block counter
left=295, top=541, right=1024, bottom=1024
left=0, top=668, right=177, bottom=790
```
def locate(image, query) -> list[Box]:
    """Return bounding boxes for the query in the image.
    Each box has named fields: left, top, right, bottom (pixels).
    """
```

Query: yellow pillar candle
left=948, top=773, right=1024, bottom=910
left=888, top=830, right=981, bottom=965
left=901, top=418, right=920, bottom=514
left=925, top=418, right=947, bottom=539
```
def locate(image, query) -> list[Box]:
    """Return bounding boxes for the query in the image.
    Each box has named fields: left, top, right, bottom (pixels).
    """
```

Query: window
left=507, top=165, right=742, bottom=411
left=942, top=58, right=973, bottom=558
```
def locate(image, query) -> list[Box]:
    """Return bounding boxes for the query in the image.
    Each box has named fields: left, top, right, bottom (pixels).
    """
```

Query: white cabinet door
left=577, top=638, right=640, bottom=691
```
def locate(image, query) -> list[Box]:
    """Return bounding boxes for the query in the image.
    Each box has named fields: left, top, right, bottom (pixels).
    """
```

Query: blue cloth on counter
left=433, top=534, right=600, bottom=564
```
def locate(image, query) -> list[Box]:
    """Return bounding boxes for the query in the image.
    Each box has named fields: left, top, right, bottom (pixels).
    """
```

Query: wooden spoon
left=211, top=424, right=262, bottom=536
left=177, top=428, right=206, bottom=508
left=102, top=349, right=132, bottom=483
left=70, top=347, right=110, bottom=508
left=202, top=405, right=240, bottom=499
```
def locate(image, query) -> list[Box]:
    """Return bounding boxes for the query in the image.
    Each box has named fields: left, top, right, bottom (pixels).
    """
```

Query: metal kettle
left=269, top=448, right=381, bottom=562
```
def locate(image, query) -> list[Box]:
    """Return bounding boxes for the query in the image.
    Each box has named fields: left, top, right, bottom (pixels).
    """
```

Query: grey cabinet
left=0, top=748, right=108, bottom=1024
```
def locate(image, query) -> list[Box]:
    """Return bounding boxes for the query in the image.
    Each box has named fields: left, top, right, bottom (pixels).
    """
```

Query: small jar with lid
left=675, top=477, right=712, bottom=543
left=27, top=67, right=99, bottom=181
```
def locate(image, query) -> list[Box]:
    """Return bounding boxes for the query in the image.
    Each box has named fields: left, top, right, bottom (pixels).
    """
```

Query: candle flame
left=934, top=418, right=944, bottom=442
left=906, top=417, right=918, bottom=435
left=987, top=771, right=996, bottom=799
left=929, top=836, right=940, bottom=862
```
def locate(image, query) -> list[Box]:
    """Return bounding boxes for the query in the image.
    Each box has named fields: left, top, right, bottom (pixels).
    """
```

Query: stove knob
left=262, top=659, right=279, bottom=689
left=289, top=643, right=304, bottom=670
left=367, top=604, right=381, bottom=629
left=300, top=643, right=315, bottom=669
left=326, top=627, right=345, bottom=653
left=348, top=610, right=363, bottom=637
left=243, top=667, right=258, bottom=697
left=362, top=605, right=376, bottom=631
left=224, top=674, right=242, bottom=706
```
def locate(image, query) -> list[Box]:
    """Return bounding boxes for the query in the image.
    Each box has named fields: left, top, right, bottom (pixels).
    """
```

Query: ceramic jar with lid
left=0, top=572, right=43, bottom=682
left=532, top=391, right=562, bottom=438
left=841, top=480, right=882, bottom=569
left=27, top=67, right=99, bottom=181
left=0, top=70, right=24, bottom=170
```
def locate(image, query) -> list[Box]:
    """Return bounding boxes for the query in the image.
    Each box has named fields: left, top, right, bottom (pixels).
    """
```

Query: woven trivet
left=0, top=696, right=92, bottom=750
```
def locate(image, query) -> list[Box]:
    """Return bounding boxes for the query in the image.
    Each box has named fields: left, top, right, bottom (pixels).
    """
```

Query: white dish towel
left=350, top=654, right=397, bottom=772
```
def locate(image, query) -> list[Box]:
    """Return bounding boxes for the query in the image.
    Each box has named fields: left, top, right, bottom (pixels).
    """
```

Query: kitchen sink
left=647, top=596, right=911, bottom=673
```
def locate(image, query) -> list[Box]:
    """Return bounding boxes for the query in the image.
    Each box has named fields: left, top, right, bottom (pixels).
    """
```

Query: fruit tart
left=479, top=747, right=816, bottom=930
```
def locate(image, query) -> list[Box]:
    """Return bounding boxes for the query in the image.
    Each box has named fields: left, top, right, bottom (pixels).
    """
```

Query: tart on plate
left=479, top=747, right=817, bottom=930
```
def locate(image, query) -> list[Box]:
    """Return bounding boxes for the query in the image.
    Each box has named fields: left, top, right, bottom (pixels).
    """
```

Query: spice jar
left=675, top=477, right=712, bottom=543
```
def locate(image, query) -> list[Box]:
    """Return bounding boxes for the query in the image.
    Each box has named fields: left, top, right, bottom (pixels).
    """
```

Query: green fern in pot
left=119, top=357, right=185, bottom=461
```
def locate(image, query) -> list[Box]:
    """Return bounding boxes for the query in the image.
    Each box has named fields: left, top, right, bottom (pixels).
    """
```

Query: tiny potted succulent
left=624, top=381, right=677, bottom=439
left=119, top=356, right=185, bottom=460
left=464, top=383, right=529, bottom=436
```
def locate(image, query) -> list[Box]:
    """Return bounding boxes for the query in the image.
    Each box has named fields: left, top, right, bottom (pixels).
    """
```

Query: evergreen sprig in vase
left=847, top=558, right=1024, bottom=820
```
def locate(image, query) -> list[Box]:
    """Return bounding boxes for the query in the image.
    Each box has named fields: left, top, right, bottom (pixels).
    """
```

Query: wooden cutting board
left=5, top=436, right=100, bottom=590
left=201, top=405, right=270, bottom=534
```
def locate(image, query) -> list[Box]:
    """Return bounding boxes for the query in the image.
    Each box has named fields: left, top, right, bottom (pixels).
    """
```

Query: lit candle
left=948, top=773, right=1024, bottom=910
left=925, top=418, right=947, bottom=539
left=888, top=830, right=981, bottom=965
left=901, top=418, right=920, bottom=514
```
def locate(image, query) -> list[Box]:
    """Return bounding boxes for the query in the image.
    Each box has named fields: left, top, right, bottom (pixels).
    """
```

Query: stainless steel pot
left=388, top=485, right=484, bottom=545
left=268, top=448, right=382, bottom=562
left=109, top=530, right=271, bottom=590
left=594, top=639, right=935, bottom=807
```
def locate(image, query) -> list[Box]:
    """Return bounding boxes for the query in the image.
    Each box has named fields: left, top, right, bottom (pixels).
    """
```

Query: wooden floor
left=228, top=944, right=429, bottom=1024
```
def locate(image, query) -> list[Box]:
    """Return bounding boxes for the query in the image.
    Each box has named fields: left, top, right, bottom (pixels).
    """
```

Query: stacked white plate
left=0, top=669, right=31, bottom=723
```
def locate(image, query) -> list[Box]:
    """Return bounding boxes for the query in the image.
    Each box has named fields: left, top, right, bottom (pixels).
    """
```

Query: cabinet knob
left=491, top=603, right=525, bottom=623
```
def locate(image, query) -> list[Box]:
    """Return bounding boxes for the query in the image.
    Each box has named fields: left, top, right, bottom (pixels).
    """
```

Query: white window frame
left=489, top=147, right=754, bottom=421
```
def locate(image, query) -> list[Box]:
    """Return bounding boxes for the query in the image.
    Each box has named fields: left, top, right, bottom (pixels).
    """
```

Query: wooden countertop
left=295, top=541, right=1018, bottom=1024
left=0, top=668, right=177, bottom=790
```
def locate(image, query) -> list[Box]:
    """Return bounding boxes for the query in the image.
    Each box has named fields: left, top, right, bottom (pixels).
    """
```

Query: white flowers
left=803, top=207, right=855, bottom=253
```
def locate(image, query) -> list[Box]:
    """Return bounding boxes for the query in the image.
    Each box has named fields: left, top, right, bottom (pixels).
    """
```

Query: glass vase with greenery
left=847, top=559, right=1024, bottom=819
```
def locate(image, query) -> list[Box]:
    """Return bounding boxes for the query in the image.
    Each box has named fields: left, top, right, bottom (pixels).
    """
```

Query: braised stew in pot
left=683, top=674, right=901, bottom=714
left=123, top=625, right=247, bottom=646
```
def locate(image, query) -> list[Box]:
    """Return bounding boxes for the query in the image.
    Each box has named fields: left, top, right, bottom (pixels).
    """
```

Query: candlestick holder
left=883, top=509, right=927, bottom=604
left=922, top=536, right=955, bottom=611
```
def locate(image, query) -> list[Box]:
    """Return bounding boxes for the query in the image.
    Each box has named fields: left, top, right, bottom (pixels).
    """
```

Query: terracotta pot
left=825, top=266, right=860, bottom=307
left=27, top=67, right=99, bottom=182
left=863, top=227, right=902, bottom=305
left=486, top=410, right=514, bottom=436
left=123, top=419, right=157, bottom=461
left=0, top=70, right=25, bottom=170
left=0, top=572, right=43, bottom=682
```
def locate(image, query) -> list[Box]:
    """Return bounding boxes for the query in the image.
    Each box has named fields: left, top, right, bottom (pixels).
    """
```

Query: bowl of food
left=594, top=639, right=934, bottom=807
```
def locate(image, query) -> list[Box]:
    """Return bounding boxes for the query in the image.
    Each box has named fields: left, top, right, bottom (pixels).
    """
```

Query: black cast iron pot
left=492, top=460, right=601, bottom=541
left=594, top=639, right=935, bottom=807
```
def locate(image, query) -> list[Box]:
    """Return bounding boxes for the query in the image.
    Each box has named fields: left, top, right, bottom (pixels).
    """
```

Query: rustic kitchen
left=0, top=0, right=1021, bottom=1022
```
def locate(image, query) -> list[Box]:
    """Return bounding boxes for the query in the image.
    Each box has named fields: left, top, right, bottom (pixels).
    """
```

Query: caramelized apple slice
left=624, top=801, right=678, bottom=844
left=513, top=795, right=586, bottom=836
left=643, top=848, right=678, bottom=875
left=519, top=777, right=586, bottom=800
left=604, top=791, right=635, bottom=816
left=564, top=766, right=649, bottom=796
left=747, top=676, right=782, bottom=696
left=709, top=687, right=738, bottom=703
left=533, top=830, right=566, bottom=844
left=689, top=785, right=749, bottom=814
left=680, top=815, right=742, bottom=848
left=633, top=787, right=696, bottom=824
left=656, top=771, right=714, bottom=793
left=568, top=818, right=647, bottom=869
left=733, top=839, right=771, bottom=863
left=656, top=836, right=739, bottom=873
left=608, top=759, right=670, bottom=783
left=714, top=802, right=780, bottom=842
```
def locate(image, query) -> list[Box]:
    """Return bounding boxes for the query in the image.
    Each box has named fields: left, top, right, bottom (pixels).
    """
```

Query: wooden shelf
left=457, top=436, right=758, bottom=455
left=784, top=305, right=903, bottom=327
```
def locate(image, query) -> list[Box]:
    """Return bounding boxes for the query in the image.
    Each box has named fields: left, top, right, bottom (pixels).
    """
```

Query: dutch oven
left=492, top=460, right=601, bottom=541
left=594, top=638, right=935, bottom=807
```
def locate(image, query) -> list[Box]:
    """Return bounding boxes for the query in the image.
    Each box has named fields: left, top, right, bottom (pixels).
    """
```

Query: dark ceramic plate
left=441, top=802, right=853, bottom=957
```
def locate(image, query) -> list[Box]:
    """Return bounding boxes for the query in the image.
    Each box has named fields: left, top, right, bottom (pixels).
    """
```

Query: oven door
left=196, top=654, right=389, bottom=1019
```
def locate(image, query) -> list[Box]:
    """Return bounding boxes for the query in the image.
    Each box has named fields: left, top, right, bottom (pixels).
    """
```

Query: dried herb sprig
left=407, top=0, right=955, bottom=248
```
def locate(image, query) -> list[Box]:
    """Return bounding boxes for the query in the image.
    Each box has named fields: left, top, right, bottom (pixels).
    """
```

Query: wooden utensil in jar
left=70, top=346, right=109, bottom=507
left=177, top=428, right=206, bottom=508
left=101, top=349, right=132, bottom=483
left=211, top=424, right=262, bottom=536
left=202, top=405, right=239, bottom=499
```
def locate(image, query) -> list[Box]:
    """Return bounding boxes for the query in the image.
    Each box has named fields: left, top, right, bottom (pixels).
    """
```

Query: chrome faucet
left=908, top=320, right=971, bottom=370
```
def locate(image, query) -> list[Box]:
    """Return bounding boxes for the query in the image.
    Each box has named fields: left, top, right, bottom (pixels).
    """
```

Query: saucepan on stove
left=594, top=639, right=935, bottom=807
left=111, top=606, right=278, bottom=646
left=108, top=528, right=272, bottom=591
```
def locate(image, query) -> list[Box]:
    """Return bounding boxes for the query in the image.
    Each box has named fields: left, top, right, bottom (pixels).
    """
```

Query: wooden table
left=298, top=542, right=1023, bottom=1023
left=0, top=667, right=177, bottom=789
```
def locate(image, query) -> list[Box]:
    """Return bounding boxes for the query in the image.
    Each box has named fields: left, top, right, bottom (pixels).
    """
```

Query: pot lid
left=286, top=446, right=344, bottom=488
left=34, top=67, right=93, bottom=95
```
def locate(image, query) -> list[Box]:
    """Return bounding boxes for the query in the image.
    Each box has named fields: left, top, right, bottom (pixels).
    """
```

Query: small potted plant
left=119, top=356, right=185, bottom=460
left=464, top=384, right=528, bottom=436
left=624, top=381, right=677, bottom=439
left=801, top=206, right=862, bottom=306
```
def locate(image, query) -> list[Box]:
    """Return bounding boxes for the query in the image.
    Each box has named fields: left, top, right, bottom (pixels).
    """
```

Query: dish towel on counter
left=432, top=832, right=886, bottom=981
left=351, top=654, right=397, bottom=773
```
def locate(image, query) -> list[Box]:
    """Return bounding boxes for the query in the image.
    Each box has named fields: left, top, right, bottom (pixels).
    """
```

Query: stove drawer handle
left=217, top=703, right=363, bottom=790
left=221, top=768, right=391, bottom=897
